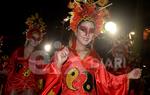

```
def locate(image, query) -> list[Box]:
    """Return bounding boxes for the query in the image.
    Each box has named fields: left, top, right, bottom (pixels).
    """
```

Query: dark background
left=1, top=0, right=149, bottom=35
left=0, top=0, right=149, bottom=63
left=0, top=0, right=148, bottom=61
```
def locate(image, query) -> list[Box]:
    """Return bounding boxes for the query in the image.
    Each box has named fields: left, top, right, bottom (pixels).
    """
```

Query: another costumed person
left=4, top=13, right=46, bottom=95
left=42, top=0, right=142, bottom=95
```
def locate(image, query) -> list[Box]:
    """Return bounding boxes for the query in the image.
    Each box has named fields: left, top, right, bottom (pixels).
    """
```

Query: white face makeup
left=76, top=21, right=95, bottom=46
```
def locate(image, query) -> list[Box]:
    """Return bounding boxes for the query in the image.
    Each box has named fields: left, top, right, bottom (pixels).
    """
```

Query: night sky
left=1, top=0, right=67, bottom=35
left=0, top=0, right=150, bottom=54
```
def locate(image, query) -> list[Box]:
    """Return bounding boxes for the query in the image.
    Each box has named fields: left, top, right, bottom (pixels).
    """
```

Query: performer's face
left=76, top=20, right=95, bottom=46
left=28, top=32, right=41, bottom=47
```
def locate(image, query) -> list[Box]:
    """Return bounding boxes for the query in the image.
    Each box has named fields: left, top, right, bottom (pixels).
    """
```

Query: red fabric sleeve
left=95, top=63, right=129, bottom=95
left=41, top=62, right=61, bottom=95
left=5, top=48, right=19, bottom=76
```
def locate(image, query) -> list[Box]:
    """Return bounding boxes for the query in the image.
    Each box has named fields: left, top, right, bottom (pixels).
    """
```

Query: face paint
left=76, top=21, right=95, bottom=46
left=28, top=32, right=41, bottom=47
left=78, top=25, right=95, bottom=35
left=31, top=36, right=41, bottom=41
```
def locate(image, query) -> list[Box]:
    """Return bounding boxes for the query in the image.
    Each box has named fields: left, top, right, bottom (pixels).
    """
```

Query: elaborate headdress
left=25, top=13, right=46, bottom=41
left=67, top=0, right=111, bottom=35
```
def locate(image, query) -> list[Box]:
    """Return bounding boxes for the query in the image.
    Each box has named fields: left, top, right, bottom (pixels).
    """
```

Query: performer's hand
left=127, top=68, right=142, bottom=79
left=55, top=47, right=69, bottom=69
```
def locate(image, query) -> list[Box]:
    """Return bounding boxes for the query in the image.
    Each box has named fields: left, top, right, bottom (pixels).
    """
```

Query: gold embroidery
left=66, top=68, right=79, bottom=90
left=23, top=68, right=31, bottom=77
left=38, top=79, right=43, bottom=90
left=47, top=89, right=55, bottom=95
left=83, top=71, right=93, bottom=92
left=86, top=84, right=91, bottom=90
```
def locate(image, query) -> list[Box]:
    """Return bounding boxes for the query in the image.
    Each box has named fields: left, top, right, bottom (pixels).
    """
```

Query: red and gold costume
left=4, top=13, right=46, bottom=95
left=4, top=47, right=38, bottom=94
left=42, top=0, right=129, bottom=94
left=42, top=48, right=129, bottom=95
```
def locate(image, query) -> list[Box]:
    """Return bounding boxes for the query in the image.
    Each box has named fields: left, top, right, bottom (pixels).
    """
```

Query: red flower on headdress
left=69, top=1, right=108, bottom=36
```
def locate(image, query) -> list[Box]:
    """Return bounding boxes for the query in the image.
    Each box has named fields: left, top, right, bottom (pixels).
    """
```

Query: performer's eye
left=79, top=26, right=87, bottom=33
left=31, top=36, right=40, bottom=41
left=89, top=28, right=95, bottom=34
left=80, top=29, right=86, bottom=33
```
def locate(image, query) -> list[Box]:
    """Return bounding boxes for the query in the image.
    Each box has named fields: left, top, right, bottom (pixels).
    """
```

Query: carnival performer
left=42, top=0, right=142, bottom=95
left=4, top=13, right=46, bottom=95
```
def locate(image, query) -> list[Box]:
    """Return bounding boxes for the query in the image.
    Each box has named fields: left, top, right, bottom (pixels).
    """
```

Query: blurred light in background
left=104, top=21, right=117, bottom=34
left=44, top=43, right=51, bottom=52
left=129, top=31, right=135, bottom=39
